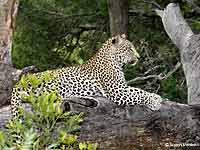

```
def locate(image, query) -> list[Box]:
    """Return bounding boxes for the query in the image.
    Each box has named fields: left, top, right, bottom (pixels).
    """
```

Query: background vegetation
left=12, top=0, right=200, bottom=103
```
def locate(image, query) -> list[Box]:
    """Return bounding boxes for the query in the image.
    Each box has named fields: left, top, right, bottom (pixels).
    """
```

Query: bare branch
left=128, top=10, right=158, bottom=18
left=184, top=0, right=200, bottom=15
left=161, top=62, right=181, bottom=80
left=127, top=62, right=181, bottom=84
left=144, top=65, right=161, bottom=75
left=155, top=9, right=163, bottom=17
left=140, top=0, right=162, bottom=10
left=127, top=74, right=162, bottom=84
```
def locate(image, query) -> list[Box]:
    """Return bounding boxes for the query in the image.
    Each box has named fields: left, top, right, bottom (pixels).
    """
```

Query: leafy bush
left=0, top=74, right=98, bottom=150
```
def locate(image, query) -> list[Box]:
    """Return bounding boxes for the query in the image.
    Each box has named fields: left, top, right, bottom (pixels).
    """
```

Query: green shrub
left=0, top=74, right=98, bottom=150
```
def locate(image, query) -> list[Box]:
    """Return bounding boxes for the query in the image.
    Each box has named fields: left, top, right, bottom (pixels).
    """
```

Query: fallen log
left=0, top=98, right=200, bottom=149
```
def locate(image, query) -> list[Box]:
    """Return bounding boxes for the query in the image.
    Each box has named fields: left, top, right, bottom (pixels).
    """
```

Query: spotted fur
left=11, top=34, right=162, bottom=119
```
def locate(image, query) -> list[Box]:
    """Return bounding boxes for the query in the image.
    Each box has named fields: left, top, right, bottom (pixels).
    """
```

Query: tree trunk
left=0, top=0, right=19, bottom=106
left=156, top=3, right=200, bottom=105
left=0, top=0, right=19, bottom=65
left=0, top=0, right=41, bottom=107
left=107, top=0, right=128, bottom=36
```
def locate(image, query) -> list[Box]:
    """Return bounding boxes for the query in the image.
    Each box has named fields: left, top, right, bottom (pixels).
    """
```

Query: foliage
left=12, top=0, right=109, bottom=70
left=0, top=74, right=98, bottom=150
left=160, top=76, right=187, bottom=103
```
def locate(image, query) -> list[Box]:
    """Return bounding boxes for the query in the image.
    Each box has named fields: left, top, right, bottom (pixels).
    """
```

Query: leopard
left=11, top=34, right=162, bottom=120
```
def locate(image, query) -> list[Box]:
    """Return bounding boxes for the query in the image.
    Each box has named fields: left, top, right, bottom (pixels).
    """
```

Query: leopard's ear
left=111, top=35, right=120, bottom=44
left=121, top=34, right=126, bottom=39
left=111, top=34, right=125, bottom=44
left=111, top=37, right=117, bottom=44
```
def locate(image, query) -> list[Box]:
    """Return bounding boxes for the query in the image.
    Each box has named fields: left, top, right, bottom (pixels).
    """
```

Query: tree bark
left=0, top=64, right=22, bottom=106
left=0, top=64, right=39, bottom=107
left=107, top=0, right=128, bottom=36
left=0, top=98, right=200, bottom=149
left=156, top=3, right=200, bottom=105
left=0, top=0, right=19, bottom=106
left=0, top=0, right=19, bottom=65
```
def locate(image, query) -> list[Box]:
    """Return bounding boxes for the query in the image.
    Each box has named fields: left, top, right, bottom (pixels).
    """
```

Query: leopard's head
left=102, top=34, right=140, bottom=67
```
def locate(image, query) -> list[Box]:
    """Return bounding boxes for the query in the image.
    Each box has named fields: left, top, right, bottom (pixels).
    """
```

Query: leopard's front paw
left=147, top=93, right=162, bottom=111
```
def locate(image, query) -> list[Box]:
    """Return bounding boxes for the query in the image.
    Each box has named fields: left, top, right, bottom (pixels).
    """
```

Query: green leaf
left=88, top=143, right=98, bottom=150
left=18, top=75, right=29, bottom=89
left=20, top=128, right=36, bottom=150
left=42, top=71, right=53, bottom=82
left=59, top=131, right=77, bottom=145
left=28, top=74, right=40, bottom=88
left=79, top=142, right=87, bottom=150
left=0, top=131, right=5, bottom=146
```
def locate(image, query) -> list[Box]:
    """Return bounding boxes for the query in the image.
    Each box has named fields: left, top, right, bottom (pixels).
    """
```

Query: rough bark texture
left=0, top=0, right=19, bottom=106
left=0, top=63, right=21, bottom=106
left=0, top=0, right=19, bottom=65
left=107, top=0, right=128, bottom=36
left=0, top=64, right=39, bottom=107
left=156, top=3, right=200, bottom=105
left=0, top=98, right=200, bottom=149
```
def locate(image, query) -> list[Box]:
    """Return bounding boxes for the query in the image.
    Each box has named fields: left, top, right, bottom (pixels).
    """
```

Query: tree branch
left=144, top=65, right=161, bottom=75
left=156, top=3, right=200, bottom=105
left=128, top=10, right=159, bottom=18
left=184, top=0, right=200, bottom=15
left=127, top=74, right=162, bottom=84
left=140, top=0, right=162, bottom=9
left=161, top=62, right=181, bottom=80
left=127, top=62, right=181, bottom=84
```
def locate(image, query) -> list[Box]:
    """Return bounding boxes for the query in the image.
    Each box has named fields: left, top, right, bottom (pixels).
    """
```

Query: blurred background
left=12, top=0, right=200, bottom=103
